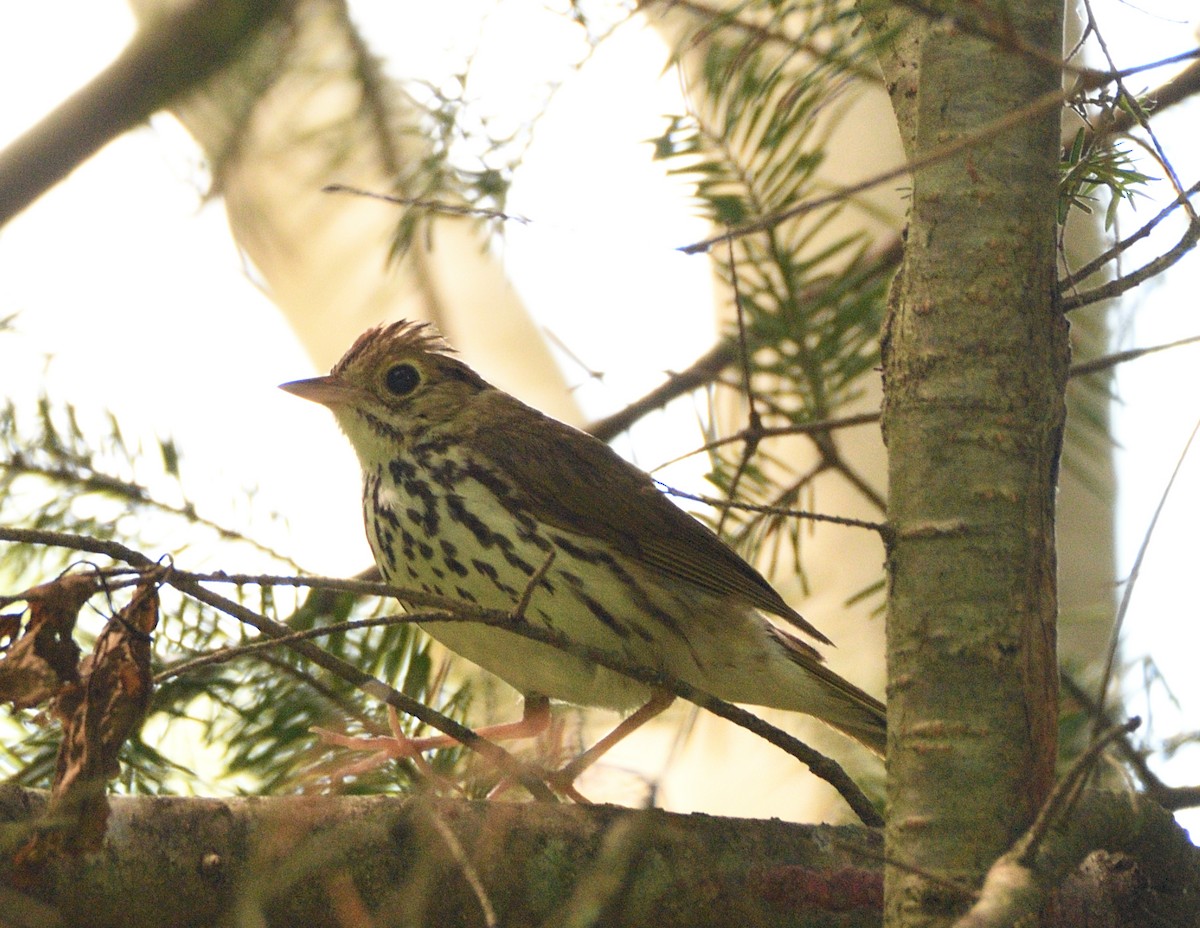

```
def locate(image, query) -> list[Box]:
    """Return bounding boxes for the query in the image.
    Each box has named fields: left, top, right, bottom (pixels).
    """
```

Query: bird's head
left=280, top=320, right=490, bottom=453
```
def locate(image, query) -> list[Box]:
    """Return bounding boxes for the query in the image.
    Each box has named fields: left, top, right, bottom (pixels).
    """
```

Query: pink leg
left=547, top=691, right=676, bottom=802
left=313, top=695, right=552, bottom=774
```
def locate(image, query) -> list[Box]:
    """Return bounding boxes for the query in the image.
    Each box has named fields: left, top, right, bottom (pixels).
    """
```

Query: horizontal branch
left=0, top=787, right=884, bottom=928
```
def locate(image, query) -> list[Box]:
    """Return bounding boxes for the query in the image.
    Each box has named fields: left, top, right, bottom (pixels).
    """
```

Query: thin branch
left=680, top=48, right=1200, bottom=257
left=1069, top=333, right=1200, bottom=378
left=650, top=411, right=882, bottom=472
left=1061, top=205, right=1200, bottom=311
left=154, top=613, right=441, bottom=682
left=513, top=550, right=555, bottom=620
left=1013, top=719, right=1140, bottom=868
left=586, top=341, right=738, bottom=442
left=2, top=454, right=301, bottom=569
left=587, top=47, right=1199, bottom=445
left=825, top=453, right=888, bottom=515
left=323, top=184, right=531, bottom=225
left=1103, top=57, right=1200, bottom=137
left=1079, top=0, right=1196, bottom=222
left=680, top=77, right=1091, bottom=255
left=416, top=799, right=498, bottom=928
left=1061, top=675, right=1200, bottom=813
left=660, top=486, right=885, bottom=534
left=0, top=0, right=295, bottom=228
left=718, top=233, right=764, bottom=535
left=0, top=525, right=554, bottom=801
left=1058, top=179, right=1200, bottom=291
left=586, top=237, right=904, bottom=441
left=951, top=727, right=1151, bottom=928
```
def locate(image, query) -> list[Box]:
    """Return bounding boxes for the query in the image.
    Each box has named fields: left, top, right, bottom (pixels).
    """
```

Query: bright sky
left=1, top=1, right=1198, bottom=827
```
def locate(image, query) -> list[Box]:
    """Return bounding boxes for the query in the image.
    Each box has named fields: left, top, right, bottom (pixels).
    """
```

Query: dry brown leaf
left=13, top=580, right=160, bottom=877
left=0, top=573, right=96, bottom=710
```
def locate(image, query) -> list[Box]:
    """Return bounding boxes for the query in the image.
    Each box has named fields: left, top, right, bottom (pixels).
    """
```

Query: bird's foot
left=312, top=705, right=461, bottom=788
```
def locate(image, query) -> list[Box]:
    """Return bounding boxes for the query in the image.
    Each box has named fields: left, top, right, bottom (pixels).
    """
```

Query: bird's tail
left=767, top=626, right=887, bottom=756
left=806, top=661, right=887, bottom=756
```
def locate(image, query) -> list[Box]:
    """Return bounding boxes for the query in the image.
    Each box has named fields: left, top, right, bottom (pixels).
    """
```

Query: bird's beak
left=279, top=375, right=355, bottom=408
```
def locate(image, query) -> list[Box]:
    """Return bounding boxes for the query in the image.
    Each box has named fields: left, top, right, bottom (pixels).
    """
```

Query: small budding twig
left=513, top=549, right=556, bottom=620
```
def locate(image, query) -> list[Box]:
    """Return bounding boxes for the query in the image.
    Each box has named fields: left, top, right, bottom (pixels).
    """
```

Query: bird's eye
left=384, top=363, right=420, bottom=396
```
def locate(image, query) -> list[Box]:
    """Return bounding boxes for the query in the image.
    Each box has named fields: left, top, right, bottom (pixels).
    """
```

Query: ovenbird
left=281, top=320, right=886, bottom=783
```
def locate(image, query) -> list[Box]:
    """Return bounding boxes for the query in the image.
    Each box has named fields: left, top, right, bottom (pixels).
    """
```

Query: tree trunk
left=874, top=3, right=1070, bottom=925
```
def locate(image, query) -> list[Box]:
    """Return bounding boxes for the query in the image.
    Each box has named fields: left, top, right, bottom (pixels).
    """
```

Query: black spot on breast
left=550, top=534, right=616, bottom=567
left=471, top=559, right=518, bottom=597
left=374, top=526, right=397, bottom=569
left=446, top=495, right=498, bottom=547
left=471, top=559, right=498, bottom=581
left=573, top=589, right=630, bottom=639
left=494, top=536, right=535, bottom=577
left=429, top=458, right=459, bottom=489
left=389, top=458, right=417, bottom=482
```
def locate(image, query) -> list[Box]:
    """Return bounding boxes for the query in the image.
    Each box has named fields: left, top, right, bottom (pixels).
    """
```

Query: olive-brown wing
left=470, top=392, right=832, bottom=646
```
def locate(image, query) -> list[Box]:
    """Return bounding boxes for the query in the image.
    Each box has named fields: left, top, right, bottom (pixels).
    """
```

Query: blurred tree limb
left=0, top=0, right=294, bottom=228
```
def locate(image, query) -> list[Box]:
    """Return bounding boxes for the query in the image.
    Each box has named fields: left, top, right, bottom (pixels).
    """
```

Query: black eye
left=384, top=363, right=420, bottom=396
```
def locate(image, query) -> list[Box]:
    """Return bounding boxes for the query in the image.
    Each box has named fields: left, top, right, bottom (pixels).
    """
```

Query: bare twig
left=661, top=486, right=885, bottom=534
left=2, top=455, right=301, bottom=569
left=323, top=184, right=531, bottom=225
left=718, top=233, right=764, bottom=535
left=1079, top=0, right=1196, bottom=222
left=1015, top=719, right=1141, bottom=868
left=951, top=723, right=1147, bottom=928
left=0, top=0, right=295, bottom=227
left=1069, top=333, right=1200, bottom=377
left=586, top=237, right=904, bottom=442
left=1061, top=675, right=1200, bottom=813
left=416, top=800, right=498, bottom=928
left=513, top=549, right=555, bottom=619
left=1059, top=180, right=1200, bottom=292
left=680, top=48, right=1200, bottom=257
left=1060, top=210, right=1200, bottom=312
left=1102, top=57, right=1200, bottom=137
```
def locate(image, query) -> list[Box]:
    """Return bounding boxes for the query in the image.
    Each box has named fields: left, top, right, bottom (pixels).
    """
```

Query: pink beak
left=279, top=375, right=355, bottom=408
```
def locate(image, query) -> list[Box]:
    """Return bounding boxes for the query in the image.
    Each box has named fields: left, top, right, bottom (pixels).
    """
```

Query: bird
left=281, top=320, right=885, bottom=794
